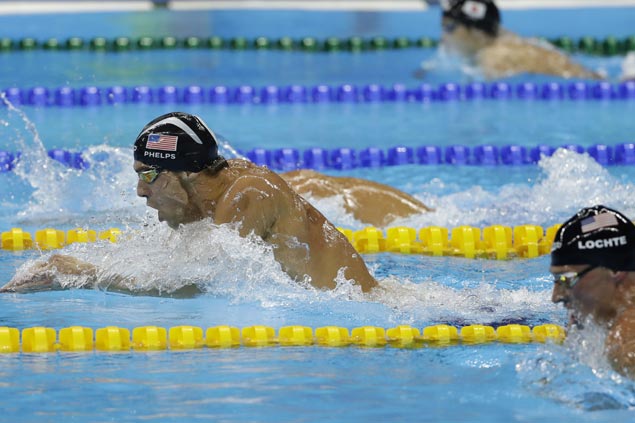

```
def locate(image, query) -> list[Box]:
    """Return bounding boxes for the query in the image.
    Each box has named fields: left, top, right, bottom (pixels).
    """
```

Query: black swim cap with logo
left=551, top=205, right=635, bottom=271
left=440, top=0, right=501, bottom=36
left=134, top=111, right=226, bottom=173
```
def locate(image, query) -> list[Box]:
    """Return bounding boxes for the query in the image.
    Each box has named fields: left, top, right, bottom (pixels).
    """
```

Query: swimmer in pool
left=1, top=112, right=377, bottom=294
left=434, top=0, right=602, bottom=80
left=280, top=169, right=431, bottom=227
left=550, top=205, right=635, bottom=377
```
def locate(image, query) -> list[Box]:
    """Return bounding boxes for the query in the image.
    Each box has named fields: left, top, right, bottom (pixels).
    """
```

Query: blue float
left=246, top=148, right=272, bottom=167
left=27, top=87, right=49, bottom=106
left=0, top=151, right=15, bottom=172
left=330, top=147, right=356, bottom=169
left=209, top=86, right=229, bottom=104
left=529, top=145, right=556, bottom=162
left=516, top=82, right=538, bottom=100
left=614, top=143, right=635, bottom=164
left=273, top=148, right=300, bottom=170
left=359, top=147, right=385, bottom=167
left=489, top=83, right=512, bottom=100
left=283, top=85, right=307, bottom=103
left=386, top=84, right=407, bottom=102
left=131, top=86, right=153, bottom=103
left=445, top=145, right=470, bottom=165
left=303, top=148, right=329, bottom=170
left=587, top=144, right=613, bottom=165
left=184, top=85, right=204, bottom=104
left=474, top=145, right=499, bottom=165
left=311, top=85, right=332, bottom=102
left=106, top=86, right=127, bottom=104
left=438, top=83, right=460, bottom=101
left=387, top=146, right=414, bottom=166
left=567, top=82, right=589, bottom=100
left=336, top=84, right=357, bottom=102
left=500, top=145, right=529, bottom=165
left=409, top=84, right=434, bottom=102
left=465, top=83, right=487, bottom=100
left=541, top=82, right=564, bottom=100
left=362, top=84, right=384, bottom=102
left=416, top=145, right=442, bottom=165
left=157, top=85, right=179, bottom=103
left=54, top=87, right=75, bottom=106
left=233, top=85, right=255, bottom=104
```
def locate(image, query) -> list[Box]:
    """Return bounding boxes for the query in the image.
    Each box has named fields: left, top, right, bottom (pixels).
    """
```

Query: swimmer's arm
left=0, top=254, right=97, bottom=293
left=605, top=310, right=635, bottom=377
left=214, top=176, right=279, bottom=238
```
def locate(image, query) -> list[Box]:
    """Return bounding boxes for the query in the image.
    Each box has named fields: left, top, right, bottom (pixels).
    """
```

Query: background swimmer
left=436, top=0, right=602, bottom=80
left=551, top=205, right=635, bottom=377
left=1, top=112, right=377, bottom=294
left=281, top=169, right=431, bottom=227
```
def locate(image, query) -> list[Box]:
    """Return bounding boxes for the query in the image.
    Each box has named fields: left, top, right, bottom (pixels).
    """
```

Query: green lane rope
left=0, top=35, right=633, bottom=55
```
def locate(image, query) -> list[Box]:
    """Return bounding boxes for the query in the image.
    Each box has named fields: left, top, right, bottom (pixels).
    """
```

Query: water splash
left=0, top=99, right=144, bottom=226
left=516, top=319, right=635, bottom=410
left=394, top=149, right=635, bottom=229
left=620, top=51, right=635, bottom=81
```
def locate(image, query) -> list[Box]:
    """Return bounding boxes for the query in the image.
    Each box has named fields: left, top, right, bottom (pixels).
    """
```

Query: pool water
left=2, top=5, right=635, bottom=422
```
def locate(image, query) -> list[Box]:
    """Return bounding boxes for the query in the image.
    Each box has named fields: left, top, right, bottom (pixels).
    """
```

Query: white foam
left=397, top=149, right=635, bottom=228
left=516, top=319, right=635, bottom=410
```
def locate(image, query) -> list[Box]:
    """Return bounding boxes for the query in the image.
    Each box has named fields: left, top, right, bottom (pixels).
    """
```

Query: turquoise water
left=2, top=6, right=635, bottom=422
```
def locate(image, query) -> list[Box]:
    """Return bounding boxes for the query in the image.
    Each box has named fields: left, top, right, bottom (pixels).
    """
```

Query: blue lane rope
left=1, top=143, right=633, bottom=172
left=1, top=81, right=635, bottom=108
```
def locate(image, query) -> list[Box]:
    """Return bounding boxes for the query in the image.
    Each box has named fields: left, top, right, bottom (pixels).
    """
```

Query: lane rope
left=0, top=323, right=566, bottom=352
left=1, top=142, right=634, bottom=172
left=2, top=81, right=635, bottom=108
left=1, top=224, right=559, bottom=259
left=0, top=34, right=633, bottom=55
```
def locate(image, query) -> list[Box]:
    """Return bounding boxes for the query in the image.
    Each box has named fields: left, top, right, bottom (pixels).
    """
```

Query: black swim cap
left=551, top=205, right=635, bottom=271
left=441, top=0, right=500, bottom=36
left=134, top=111, right=225, bottom=173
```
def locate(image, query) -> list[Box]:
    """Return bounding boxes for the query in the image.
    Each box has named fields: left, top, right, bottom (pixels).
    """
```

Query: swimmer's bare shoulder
left=214, top=163, right=291, bottom=237
left=606, top=309, right=635, bottom=377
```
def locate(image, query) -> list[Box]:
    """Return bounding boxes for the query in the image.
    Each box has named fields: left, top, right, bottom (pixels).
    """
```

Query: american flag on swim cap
left=462, top=1, right=487, bottom=20
left=146, top=133, right=178, bottom=151
left=581, top=212, right=618, bottom=233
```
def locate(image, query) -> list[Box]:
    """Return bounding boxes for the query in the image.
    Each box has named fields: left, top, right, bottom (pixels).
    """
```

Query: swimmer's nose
left=551, top=283, right=568, bottom=305
left=136, top=180, right=150, bottom=198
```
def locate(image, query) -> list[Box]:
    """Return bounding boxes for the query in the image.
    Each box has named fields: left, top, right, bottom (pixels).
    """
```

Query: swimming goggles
left=137, top=167, right=165, bottom=184
left=442, top=21, right=459, bottom=33
left=553, top=265, right=598, bottom=289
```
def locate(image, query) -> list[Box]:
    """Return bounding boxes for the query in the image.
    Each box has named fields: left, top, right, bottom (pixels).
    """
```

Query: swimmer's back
left=479, top=32, right=602, bottom=79
left=281, top=169, right=431, bottom=227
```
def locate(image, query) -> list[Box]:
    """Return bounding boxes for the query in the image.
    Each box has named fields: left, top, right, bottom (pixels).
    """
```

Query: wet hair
left=551, top=205, right=635, bottom=271
left=441, top=0, right=501, bottom=36
left=134, top=111, right=227, bottom=173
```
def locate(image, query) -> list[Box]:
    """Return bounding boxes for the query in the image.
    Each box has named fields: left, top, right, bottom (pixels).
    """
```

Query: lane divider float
left=0, top=323, right=566, bottom=352
left=1, top=142, right=635, bottom=173
left=2, top=81, right=635, bottom=109
left=1, top=224, right=558, bottom=259
left=1, top=35, right=633, bottom=56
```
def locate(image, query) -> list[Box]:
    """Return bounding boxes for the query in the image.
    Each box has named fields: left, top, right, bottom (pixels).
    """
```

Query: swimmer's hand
left=0, top=254, right=96, bottom=293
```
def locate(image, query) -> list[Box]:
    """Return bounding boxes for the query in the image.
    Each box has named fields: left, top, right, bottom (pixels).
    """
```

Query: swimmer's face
left=550, top=264, right=618, bottom=327
left=134, top=160, right=197, bottom=228
left=441, top=17, right=493, bottom=56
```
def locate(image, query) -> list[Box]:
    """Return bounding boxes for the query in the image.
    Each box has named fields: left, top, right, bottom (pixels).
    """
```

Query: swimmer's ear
left=179, top=171, right=199, bottom=182
left=611, top=270, right=628, bottom=283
